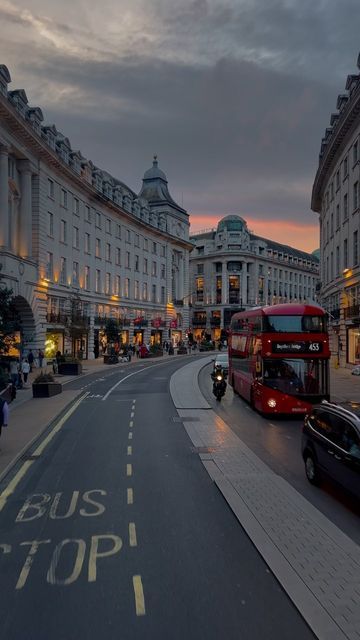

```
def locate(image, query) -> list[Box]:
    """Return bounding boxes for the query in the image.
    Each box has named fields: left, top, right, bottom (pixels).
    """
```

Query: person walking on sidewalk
left=38, top=349, right=44, bottom=368
left=0, top=396, right=9, bottom=446
left=27, top=349, right=34, bottom=372
left=9, top=359, right=19, bottom=387
left=21, top=358, right=30, bottom=385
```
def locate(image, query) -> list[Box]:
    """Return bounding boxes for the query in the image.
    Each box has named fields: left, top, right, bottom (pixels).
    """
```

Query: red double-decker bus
left=228, top=303, right=330, bottom=415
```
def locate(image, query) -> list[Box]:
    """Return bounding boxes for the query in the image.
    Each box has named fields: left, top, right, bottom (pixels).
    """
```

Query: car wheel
left=304, top=452, right=320, bottom=486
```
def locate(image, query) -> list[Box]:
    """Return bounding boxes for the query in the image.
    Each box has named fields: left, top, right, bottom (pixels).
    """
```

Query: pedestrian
left=27, top=349, right=34, bottom=372
left=9, top=359, right=19, bottom=387
left=21, top=358, right=30, bottom=385
left=38, top=349, right=44, bottom=368
left=0, top=395, right=9, bottom=444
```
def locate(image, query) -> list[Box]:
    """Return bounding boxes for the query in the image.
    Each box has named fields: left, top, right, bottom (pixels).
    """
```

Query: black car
left=302, top=401, right=360, bottom=500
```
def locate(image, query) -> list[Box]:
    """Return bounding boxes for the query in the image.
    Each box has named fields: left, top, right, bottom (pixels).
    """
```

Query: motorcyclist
left=211, top=364, right=227, bottom=398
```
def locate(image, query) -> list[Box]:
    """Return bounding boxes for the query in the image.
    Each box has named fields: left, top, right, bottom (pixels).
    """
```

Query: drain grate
left=191, top=446, right=217, bottom=454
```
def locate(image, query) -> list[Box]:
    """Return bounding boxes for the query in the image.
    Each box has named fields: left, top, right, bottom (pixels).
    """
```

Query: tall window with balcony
left=61, top=189, right=67, bottom=208
left=143, top=282, right=148, bottom=301
left=344, top=238, right=348, bottom=269
left=84, top=266, right=90, bottom=290
left=106, top=243, right=111, bottom=262
left=228, top=275, right=240, bottom=304
left=85, top=232, right=90, bottom=254
left=60, top=219, right=67, bottom=243
left=46, top=252, right=53, bottom=280
left=216, top=276, right=222, bottom=304
left=152, top=284, right=157, bottom=302
left=60, top=257, right=67, bottom=284
left=344, top=193, right=348, bottom=220
left=105, top=273, right=111, bottom=295
left=115, top=275, right=120, bottom=296
left=196, top=276, right=204, bottom=302
left=73, top=226, right=79, bottom=249
left=353, top=230, right=358, bottom=266
left=72, top=261, right=79, bottom=286
left=95, top=270, right=101, bottom=293
left=354, top=182, right=359, bottom=211
left=48, top=212, right=54, bottom=237
left=96, top=238, right=101, bottom=259
left=73, top=197, right=79, bottom=216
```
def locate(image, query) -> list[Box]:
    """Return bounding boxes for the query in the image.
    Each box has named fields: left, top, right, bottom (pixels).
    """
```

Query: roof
left=231, top=303, right=326, bottom=319
left=217, top=215, right=247, bottom=233
left=251, top=234, right=319, bottom=263
left=138, top=155, right=187, bottom=215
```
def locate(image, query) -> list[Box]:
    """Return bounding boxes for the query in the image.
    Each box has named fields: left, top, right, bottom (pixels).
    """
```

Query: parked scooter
left=211, top=365, right=227, bottom=401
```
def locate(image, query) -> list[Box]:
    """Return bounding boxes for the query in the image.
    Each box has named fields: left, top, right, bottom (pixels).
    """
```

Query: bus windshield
left=263, top=315, right=326, bottom=333
left=263, top=358, right=328, bottom=396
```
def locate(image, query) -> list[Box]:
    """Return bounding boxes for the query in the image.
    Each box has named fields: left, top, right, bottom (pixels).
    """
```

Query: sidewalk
left=171, top=358, right=360, bottom=640
left=330, top=365, right=360, bottom=402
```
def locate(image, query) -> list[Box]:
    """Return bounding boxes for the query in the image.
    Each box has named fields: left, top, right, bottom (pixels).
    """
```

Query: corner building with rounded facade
left=312, top=53, right=360, bottom=368
left=0, top=65, right=191, bottom=358
left=189, top=215, right=319, bottom=341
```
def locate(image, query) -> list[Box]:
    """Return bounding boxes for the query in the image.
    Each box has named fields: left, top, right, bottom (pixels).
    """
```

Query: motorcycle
left=211, top=366, right=227, bottom=402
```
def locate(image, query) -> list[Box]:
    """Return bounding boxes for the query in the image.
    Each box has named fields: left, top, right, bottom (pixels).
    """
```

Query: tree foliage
left=104, top=318, right=119, bottom=343
left=0, top=286, right=20, bottom=354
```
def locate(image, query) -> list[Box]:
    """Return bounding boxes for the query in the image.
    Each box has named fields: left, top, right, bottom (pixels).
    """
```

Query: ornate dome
left=217, top=215, right=247, bottom=233
left=143, top=155, right=167, bottom=182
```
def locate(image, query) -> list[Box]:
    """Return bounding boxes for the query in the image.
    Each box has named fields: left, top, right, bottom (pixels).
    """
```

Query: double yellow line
left=0, top=392, right=88, bottom=513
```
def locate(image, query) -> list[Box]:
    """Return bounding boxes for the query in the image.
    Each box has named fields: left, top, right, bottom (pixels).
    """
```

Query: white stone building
left=312, top=54, right=360, bottom=368
left=189, top=215, right=319, bottom=342
left=0, top=65, right=191, bottom=359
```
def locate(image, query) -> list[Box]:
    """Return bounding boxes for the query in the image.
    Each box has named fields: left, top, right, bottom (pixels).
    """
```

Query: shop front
left=45, top=331, right=65, bottom=359
left=347, top=326, right=360, bottom=364
left=151, top=318, right=165, bottom=345
left=170, top=318, right=182, bottom=346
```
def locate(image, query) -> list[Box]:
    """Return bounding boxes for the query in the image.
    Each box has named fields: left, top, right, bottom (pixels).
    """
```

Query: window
left=135, top=280, right=140, bottom=299
left=343, top=156, right=348, bottom=178
left=61, top=189, right=67, bottom=208
left=152, top=261, right=157, bottom=277
left=161, top=264, right=166, bottom=279
left=116, top=224, right=121, bottom=239
left=143, top=238, right=148, bottom=251
left=73, top=226, right=79, bottom=249
left=336, top=204, right=340, bottom=228
left=336, top=170, right=340, bottom=190
left=115, top=275, right=120, bottom=296
left=152, top=242, right=157, bottom=254
left=46, top=252, right=53, bottom=280
left=152, top=284, right=157, bottom=302
left=126, top=251, right=130, bottom=268
left=143, top=282, right=148, bottom=301
left=126, top=229, right=131, bottom=243
left=135, top=255, right=139, bottom=271
left=336, top=246, right=340, bottom=275
left=161, top=245, right=166, bottom=257
left=353, top=230, right=358, bottom=266
left=197, top=264, right=204, bottom=274
left=330, top=213, right=333, bottom=236
left=95, top=270, right=101, bottom=293
left=48, top=212, right=54, bottom=237
left=143, top=258, right=148, bottom=274
left=96, top=212, right=101, bottom=228
left=135, top=234, right=140, bottom=247
left=106, top=243, right=111, bottom=262
left=85, top=205, right=91, bottom=222
left=96, top=238, right=101, bottom=258
left=84, top=266, right=90, bottom=290
left=116, top=247, right=121, bottom=265
left=73, top=197, right=79, bottom=215
left=105, top=272, right=111, bottom=295
left=105, top=218, right=111, bottom=234
left=125, top=278, right=130, bottom=297
left=85, top=232, right=90, bottom=254
left=344, top=193, right=348, bottom=220
left=330, top=182, right=334, bottom=200
left=72, top=261, right=79, bottom=286
left=344, top=239, right=348, bottom=269
left=354, top=181, right=359, bottom=211
left=161, top=286, right=165, bottom=304
left=48, top=179, right=54, bottom=199
left=353, top=140, right=358, bottom=165
left=60, top=257, right=67, bottom=284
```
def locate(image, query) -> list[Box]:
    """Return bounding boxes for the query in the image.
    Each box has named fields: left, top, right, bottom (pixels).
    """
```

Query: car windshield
left=263, top=315, right=326, bottom=333
left=262, top=358, right=328, bottom=396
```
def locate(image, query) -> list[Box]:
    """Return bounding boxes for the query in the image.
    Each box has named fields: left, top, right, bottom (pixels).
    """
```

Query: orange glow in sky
left=189, top=215, right=319, bottom=254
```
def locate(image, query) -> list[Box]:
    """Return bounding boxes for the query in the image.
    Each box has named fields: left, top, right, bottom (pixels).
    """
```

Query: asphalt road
left=0, top=356, right=315, bottom=640
left=198, top=363, right=360, bottom=545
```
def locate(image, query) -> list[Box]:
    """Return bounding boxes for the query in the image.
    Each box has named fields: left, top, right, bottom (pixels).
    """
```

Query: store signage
left=272, top=341, right=323, bottom=354
left=170, top=320, right=177, bottom=328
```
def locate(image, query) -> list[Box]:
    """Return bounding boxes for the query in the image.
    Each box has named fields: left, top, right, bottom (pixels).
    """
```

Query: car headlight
left=267, top=398, right=277, bottom=408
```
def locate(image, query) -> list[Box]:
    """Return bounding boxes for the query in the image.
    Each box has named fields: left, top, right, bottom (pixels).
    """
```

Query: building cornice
left=311, top=78, right=360, bottom=213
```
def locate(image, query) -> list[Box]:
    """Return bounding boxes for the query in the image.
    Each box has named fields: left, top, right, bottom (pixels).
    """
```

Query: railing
left=47, top=312, right=90, bottom=326
left=344, top=304, right=360, bottom=319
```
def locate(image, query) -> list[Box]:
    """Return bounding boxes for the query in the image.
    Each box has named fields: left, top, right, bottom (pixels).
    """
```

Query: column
left=242, top=262, right=248, bottom=307
left=221, top=261, right=227, bottom=304
left=241, top=262, right=248, bottom=308
left=0, top=144, right=9, bottom=247
left=18, top=161, right=33, bottom=257
left=182, top=251, right=190, bottom=331
left=178, top=252, right=185, bottom=300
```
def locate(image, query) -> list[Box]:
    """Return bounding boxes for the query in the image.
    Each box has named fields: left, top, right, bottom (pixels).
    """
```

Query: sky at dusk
left=1, top=0, right=359, bottom=252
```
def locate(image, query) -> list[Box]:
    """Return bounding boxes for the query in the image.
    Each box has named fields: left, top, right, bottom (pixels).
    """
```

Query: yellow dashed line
left=129, top=522, right=137, bottom=547
left=128, top=432, right=133, bottom=440
left=127, top=488, right=134, bottom=504
left=133, top=575, right=146, bottom=616
left=127, top=464, right=132, bottom=477
left=127, top=446, right=132, bottom=456
left=129, top=421, right=134, bottom=428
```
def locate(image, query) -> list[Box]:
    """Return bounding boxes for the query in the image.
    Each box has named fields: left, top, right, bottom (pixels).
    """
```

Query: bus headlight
left=267, top=398, right=277, bottom=408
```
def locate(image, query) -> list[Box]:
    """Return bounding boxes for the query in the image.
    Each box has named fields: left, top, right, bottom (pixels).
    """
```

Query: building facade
left=0, top=65, right=191, bottom=359
left=312, top=54, right=360, bottom=368
left=189, top=215, right=319, bottom=341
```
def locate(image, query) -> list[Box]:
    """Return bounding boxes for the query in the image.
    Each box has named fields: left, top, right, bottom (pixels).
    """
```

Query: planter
left=104, top=355, right=119, bottom=364
left=58, top=362, right=83, bottom=375
left=148, top=350, right=164, bottom=358
left=32, top=382, right=62, bottom=398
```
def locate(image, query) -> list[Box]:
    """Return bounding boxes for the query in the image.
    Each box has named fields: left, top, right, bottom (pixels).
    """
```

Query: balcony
left=344, top=304, right=360, bottom=320
left=46, top=312, right=68, bottom=324
left=47, top=312, right=90, bottom=326
left=192, top=318, right=207, bottom=327
left=210, top=317, right=221, bottom=327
